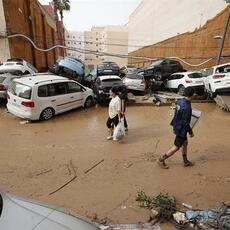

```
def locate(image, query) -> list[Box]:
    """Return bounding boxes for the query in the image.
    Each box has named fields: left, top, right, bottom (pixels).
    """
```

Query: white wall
left=0, top=0, right=10, bottom=62
left=128, top=0, right=228, bottom=52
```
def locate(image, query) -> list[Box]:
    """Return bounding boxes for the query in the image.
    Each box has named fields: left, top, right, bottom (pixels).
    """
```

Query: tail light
left=185, top=79, right=193, bottom=83
left=0, top=84, right=6, bottom=91
left=21, top=101, right=35, bottom=108
left=213, top=74, right=225, bottom=79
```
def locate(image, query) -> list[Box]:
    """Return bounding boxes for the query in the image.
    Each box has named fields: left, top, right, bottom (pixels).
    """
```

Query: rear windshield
left=101, top=79, right=122, bottom=86
left=0, top=69, right=23, bottom=75
left=0, top=76, right=6, bottom=83
left=9, top=82, right=32, bottom=99
left=216, top=64, right=230, bottom=73
left=126, top=74, right=143, bottom=80
left=188, top=72, right=203, bottom=78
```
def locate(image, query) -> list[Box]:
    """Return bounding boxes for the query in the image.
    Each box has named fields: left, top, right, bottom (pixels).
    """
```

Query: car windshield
left=151, top=60, right=163, bottom=66
left=0, top=69, right=23, bottom=75
left=9, top=82, right=32, bottom=99
left=188, top=72, right=203, bottom=78
left=202, top=68, right=214, bottom=77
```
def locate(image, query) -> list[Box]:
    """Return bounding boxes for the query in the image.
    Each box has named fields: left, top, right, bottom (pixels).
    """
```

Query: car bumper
left=96, top=92, right=111, bottom=102
left=215, top=87, right=230, bottom=94
left=7, top=104, right=39, bottom=120
left=126, top=85, right=145, bottom=91
left=190, top=85, right=204, bottom=92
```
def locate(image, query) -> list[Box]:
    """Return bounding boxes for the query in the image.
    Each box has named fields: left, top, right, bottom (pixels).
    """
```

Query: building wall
left=84, top=26, right=128, bottom=69
left=128, top=0, right=228, bottom=53
left=65, top=31, right=85, bottom=61
left=2, top=0, right=58, bottom=71
left=0, top=0, right=11, bottom=62
left=128, top=5, right=230, bottom=70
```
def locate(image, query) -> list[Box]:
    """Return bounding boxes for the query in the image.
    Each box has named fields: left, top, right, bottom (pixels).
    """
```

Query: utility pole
left=217, top=5, right=230, bottom=64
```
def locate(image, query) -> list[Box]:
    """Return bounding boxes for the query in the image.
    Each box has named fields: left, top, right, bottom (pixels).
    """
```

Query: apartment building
left=84, top=26, right=128, bottom=69
left=65, top=31, right=85, bottom=62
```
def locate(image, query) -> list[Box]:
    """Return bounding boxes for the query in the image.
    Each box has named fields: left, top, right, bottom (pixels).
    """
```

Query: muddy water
left=0, top=103, right=230, bottom=225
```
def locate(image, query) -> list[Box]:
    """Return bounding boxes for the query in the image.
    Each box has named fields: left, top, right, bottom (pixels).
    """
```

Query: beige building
left=65, top=31, right=85, bottom=62
left=128, top=0, right=228, bottom=53
left=84, top=26, right=128, bottom=69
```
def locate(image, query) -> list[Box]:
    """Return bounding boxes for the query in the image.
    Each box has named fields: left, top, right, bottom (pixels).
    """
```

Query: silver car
left=0, top=192, right=100, bottom=230
left=122, top=73, right=146, bottom=92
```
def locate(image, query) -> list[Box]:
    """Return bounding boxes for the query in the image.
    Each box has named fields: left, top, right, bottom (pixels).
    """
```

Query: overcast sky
left=39, top=0, right=142, bottom=31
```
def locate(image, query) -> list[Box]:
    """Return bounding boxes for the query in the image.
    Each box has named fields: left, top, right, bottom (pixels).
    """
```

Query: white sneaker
left=107, top=136, right=113, bottom=140
left=113, top=138, right=119, bottom=141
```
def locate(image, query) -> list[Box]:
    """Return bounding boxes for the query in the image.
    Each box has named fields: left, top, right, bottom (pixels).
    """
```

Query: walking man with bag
left=158, top=87, right=195, bottom=169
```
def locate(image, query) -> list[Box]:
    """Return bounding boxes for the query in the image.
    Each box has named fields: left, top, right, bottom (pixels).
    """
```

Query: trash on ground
left=20, top=120, right=30, bottom=125
left=100, top=223, right=161, bottom=230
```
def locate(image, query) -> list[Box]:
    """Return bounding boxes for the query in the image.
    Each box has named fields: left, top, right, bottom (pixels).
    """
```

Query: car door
left=66, top=81, right=84, bottom=108
left=48, top=83, right=71, bottom=113
left=167, top=74, right=177, bottom=89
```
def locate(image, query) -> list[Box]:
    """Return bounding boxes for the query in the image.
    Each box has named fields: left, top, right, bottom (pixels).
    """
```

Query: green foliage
left=136, top=191, right=177, bottom=221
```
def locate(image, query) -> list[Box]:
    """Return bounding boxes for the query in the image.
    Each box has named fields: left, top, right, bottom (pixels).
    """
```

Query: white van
left=7, top=74, right=94, bottom=121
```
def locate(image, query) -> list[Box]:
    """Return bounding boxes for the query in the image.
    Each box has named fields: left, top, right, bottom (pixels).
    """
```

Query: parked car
left=7, top=74, right=94, bottom=121
left=122, top=73, right=146, bottom=92
left=93, top=75, right=124, bottom=102
left=165, top=71, right=204, bottom=95
left=0, top=58, right=38, bottom=75
left=51, top=57, right=85, bottom=83
left=0, top=192, right=100, bottom=230
left=97, top=62, right=120, bottom=76
left=203, top=62, right=230, bottom=98
left=144, top=59, right=184, bottom=81
left=120, top=65, right=137, bottom=77
left=0, top=74, right=22, bottom=99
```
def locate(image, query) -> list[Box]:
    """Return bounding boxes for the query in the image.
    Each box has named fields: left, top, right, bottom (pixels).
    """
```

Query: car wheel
left=40, top=108, right=54, bottom=121
left=155, top=71, right=163, bottom=81
left=178, top=85, right=185, bottom=96
left=84, top=96, right=94, bottom=108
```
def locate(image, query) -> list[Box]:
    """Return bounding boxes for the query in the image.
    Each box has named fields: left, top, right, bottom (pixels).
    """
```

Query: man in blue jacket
left=158, top=87, right=195, bottom=169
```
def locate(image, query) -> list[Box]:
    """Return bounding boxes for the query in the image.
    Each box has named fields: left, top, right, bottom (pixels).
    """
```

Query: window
left=38, top=85, right=49, bottom=97
left=188, top=72, right=203, bottom=79
left=49, top=83, right=67, bottom=96
left=9, top=82, right=32, bottom=99
left=67, top=82, right=82, bottom=93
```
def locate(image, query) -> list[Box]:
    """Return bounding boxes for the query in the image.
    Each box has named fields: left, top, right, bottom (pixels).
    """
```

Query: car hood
left=0, top=193, right=99, bottom=230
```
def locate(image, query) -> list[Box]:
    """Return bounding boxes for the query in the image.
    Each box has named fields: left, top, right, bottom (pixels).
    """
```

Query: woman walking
left=106, top=87, right=121, bottom=140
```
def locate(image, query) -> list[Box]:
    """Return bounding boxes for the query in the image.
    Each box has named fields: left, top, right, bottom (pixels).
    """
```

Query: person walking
left=119, top=86, right=128, bottom=131
left=106, top=87, right=121, bottom=140
left=158, top=87, right=195, bottom=169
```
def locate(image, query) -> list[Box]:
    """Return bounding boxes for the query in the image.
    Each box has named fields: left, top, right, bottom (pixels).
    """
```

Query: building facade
left=84, top=26, right=128, bottom=69
left=65, top=31, right=85, bottom=62
left=128, top=0, right=228, bottom=53
left=0, top=0, right=59, bottom=71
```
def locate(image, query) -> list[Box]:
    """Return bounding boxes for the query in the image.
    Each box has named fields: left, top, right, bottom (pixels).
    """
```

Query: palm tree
left=52, top=0, right=71, bottom=56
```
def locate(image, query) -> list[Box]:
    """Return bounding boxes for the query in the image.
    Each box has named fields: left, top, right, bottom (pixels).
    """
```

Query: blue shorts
left=174, top=136, right=187, bottom=148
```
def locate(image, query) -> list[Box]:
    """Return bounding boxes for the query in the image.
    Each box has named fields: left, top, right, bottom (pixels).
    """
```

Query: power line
left=6, top=33, right=217, bottom=67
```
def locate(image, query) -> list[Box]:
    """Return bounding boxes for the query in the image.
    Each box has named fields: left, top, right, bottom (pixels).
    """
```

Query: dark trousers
left=106, top=115, right=119, bottom=129
left=122, top=115, right=128, bottom=128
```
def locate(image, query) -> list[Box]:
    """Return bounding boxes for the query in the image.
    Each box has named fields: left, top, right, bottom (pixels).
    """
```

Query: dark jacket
left=171, top=98, right=193, bottom=137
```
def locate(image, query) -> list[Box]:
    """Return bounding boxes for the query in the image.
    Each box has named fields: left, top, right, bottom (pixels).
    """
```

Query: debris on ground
left=20, top=120, right=30, bottom=125
left=136, top=192, right=177, bottom=222
left=214, top=95, right=230, bottom=112
left=100, top=223, right=161, bottom=230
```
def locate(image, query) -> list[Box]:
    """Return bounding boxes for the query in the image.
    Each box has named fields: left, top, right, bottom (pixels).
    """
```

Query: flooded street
left=0, top=103, right=230, bottom=225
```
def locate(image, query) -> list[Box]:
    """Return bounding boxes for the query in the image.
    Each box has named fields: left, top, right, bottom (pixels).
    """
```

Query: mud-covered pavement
left=0, top=103, right=230, bottom=226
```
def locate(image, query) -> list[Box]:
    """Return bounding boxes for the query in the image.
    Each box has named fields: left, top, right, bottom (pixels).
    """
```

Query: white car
left=122, top=73, right=146, bottom=92
left=203, top=62, right=230, bottom=97
left=7, top=74, right=94, bottom=121
left=166, top=71, right=204, bottom=95
left=0, top=192, right=100, bottom=230
left=0, top=59, right=38, bottom=75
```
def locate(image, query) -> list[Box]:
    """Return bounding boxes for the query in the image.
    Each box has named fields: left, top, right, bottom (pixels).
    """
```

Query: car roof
left=172, top=71, right=201, bottom=75
left=99, top=75, right=121, bottom=81
left=211, top=62, right=230, bottom=70
left=0, top=65, right=25, bottom=71
left=14, top=74, right=68, bottom=86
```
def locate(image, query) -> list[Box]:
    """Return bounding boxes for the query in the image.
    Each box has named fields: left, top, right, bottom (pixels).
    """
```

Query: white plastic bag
left=113, top=119, right=125, bottom=140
